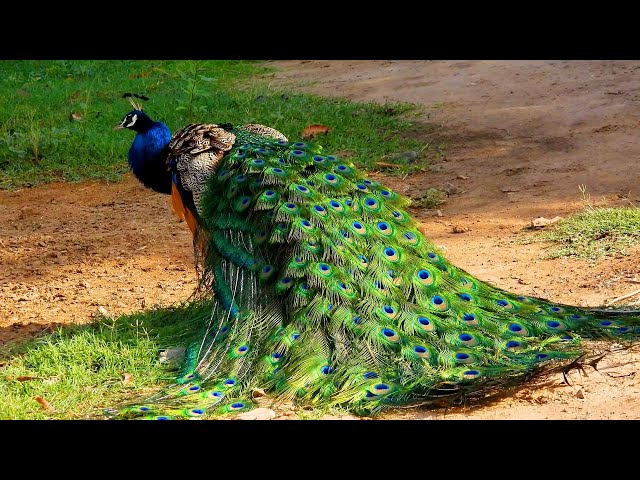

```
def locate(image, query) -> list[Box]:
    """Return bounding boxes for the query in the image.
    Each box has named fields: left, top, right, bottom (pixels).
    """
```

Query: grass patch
left=0, top=303, right=207, bottom=420
left=0, top=60, right=433, bottom=189
left=536, top=206, right=640, bottom=259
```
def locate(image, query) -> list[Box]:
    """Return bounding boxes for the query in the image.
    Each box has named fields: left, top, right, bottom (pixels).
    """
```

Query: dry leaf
left=17, top=376, right=37, bottom=382
left=529, top=216, right=563, bottom=229
left=34, top=396, right=54, bottom=411
left=70, top=113, right=82, bottom=121
left=301, top=124, right=331, bottom=140
left=375, top=161, right=402, bottom=169
left=122, top=373, right=133, bottom=384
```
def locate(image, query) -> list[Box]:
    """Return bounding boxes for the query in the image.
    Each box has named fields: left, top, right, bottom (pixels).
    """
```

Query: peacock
left=110, top=96, right=640, bottom=420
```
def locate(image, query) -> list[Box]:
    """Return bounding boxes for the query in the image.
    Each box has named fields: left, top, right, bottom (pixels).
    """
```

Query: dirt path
left=2, top=60, right=640, bottom=419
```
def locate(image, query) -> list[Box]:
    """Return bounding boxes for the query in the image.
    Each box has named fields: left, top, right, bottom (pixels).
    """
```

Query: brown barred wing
left=168, top=124, right=237, bottom=214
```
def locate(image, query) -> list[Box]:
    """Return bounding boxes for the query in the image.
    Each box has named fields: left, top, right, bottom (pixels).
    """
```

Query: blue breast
left=128, top=123, right=173, bottom=194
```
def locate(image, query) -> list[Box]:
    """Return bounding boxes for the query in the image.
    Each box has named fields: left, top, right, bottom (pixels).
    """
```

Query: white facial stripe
left=125, top=113, right=138, bottom=128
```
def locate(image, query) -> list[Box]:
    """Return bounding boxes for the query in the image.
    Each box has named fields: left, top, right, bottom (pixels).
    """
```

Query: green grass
left=0, top=60, right=432, bottom=189
left=536, top=206, right=640, bottom=259
left=0, top=303, right=205, bottom=420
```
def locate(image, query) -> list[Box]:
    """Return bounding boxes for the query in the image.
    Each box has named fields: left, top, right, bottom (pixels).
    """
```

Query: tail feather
left=109, top=130, right=640, bottom=419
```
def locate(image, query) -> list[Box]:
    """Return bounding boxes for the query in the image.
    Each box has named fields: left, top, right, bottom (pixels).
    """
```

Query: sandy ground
left=2, top=60, right=640, bottom=419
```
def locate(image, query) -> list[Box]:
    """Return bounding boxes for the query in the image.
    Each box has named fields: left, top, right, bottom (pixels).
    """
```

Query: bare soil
left=2, top=60, right=640, bottom=420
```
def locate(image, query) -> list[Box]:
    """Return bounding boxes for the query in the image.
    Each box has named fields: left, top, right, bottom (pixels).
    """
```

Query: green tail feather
left=110, top=130, right=640, bottom=419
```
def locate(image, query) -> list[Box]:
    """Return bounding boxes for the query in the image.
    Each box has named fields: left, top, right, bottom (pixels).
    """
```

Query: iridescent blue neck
left=128, top=122, right=173, bottom=194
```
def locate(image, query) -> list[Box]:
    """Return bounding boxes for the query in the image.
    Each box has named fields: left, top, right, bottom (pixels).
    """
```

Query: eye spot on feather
left=413, top=345, right=431, bottom=359
left=321, top=365, right=333, bottom=375
left=508, top=322, right=528, bottom=336
left=223, top=379, right=236, bottom=387
left=356, top=183, right=368, bottom=191
left=535, top=353, right=550, bottom=361
left=458, top=333, right=478, bottom=346
left=431, top=295, right=448, bottom=310
left=381, top=328, right=400, bottom=342
left=235, top=174, right=247, bottom=182
left=229, top=403, right=246, bottom=410
left=416, top=315, right=435, bottom=331
left=462, top=370, right=481, bottom=379
left=462, top=313, right=477, bottom=324
left=382, top=305, right=397, bottom=319
left=505, top=340, right=522, bottom=351
left=454, top=352, right=474, bottom=364
left=297, top=185, right=309, bottom=193
left=459, top=293, right=473, bottom=302
left=188, top=385, right=201, bottom=392
left=352, top=315, right=363, bottom=325
left=294, top=142, right=306, bottom=147
left=380, top=190, right=391, bottom=197
left=363, top=371, right=379, bottom=379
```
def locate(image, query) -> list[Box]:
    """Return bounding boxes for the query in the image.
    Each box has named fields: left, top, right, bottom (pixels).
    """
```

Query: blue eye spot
left=383, top=305, right=394, bottom=314
left=363, top=372, right=378, bottom=379
left=600, top=321, right=612, bottom=326
left=547, top=321, right=561, bottom=328
left=497, top=299, right=509, bottom=307
left=459, top=334, right=473, bottom=341
left=455, top=353, right=470, bottom=361
left=432, top=296, right=444, bottom=305
left=535, top=353, right=549, bottom=360
left=506, top=341, right=520, bottom=348
left=139, top=407, right=150, bottom=411
left=273, top=168, right=284, bottom=174
left=382, top=328, right=396, bottom=337
left=463, top=313, right=476, bottom=321
left=413, top=346, right=427, bottom=354
left=224, top=379, right=235, bottom=386
left=551, top=307, right=561, bottom=312
left=509, top=323, right=523, bottom=332
left=337, top=165, right=347, bottom=171
left=384, top=248, right=396, bottom=256
left=325, top=174, right=336, bottom=181
left=459, top=293, right=472, bottom=301
left=377, top=222, right=389, bottom=231
left=381, top=190, right=390, bottom=196
left=427, top=253, right=437, bottom=259
left=352, top=316, right=363, bottom=324
left=238, top=346, right=248, bottom=352
left=418, top=270, right=430, bottom=279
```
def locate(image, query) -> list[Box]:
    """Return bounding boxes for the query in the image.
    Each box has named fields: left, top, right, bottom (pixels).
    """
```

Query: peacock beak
left=113, top=124, right=125, bottom=130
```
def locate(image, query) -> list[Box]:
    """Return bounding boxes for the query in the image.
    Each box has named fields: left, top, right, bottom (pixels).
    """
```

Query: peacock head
left=114, top=109, right=154, bottom=133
